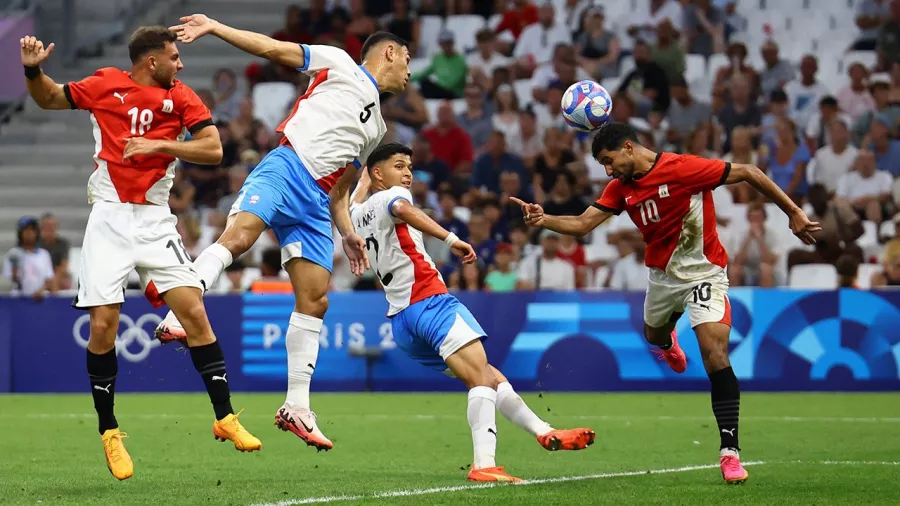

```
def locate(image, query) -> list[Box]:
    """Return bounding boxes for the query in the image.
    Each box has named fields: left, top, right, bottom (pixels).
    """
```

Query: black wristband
left=24, top=65, right=41, bottom=80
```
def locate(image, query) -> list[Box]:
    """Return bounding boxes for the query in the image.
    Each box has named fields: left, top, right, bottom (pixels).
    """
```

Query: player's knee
left=218, top=225, right=258, bottom=257
left=296, top=292, right=328, bottom=318
left=89, top=317, right=118, bottom=349
left=178, top=301, right=211, bottom=328
left=701, top=340, right=731, bottom=371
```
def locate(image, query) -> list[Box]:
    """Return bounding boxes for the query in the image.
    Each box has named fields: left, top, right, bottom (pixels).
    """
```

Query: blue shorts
left=391, top=294, right=487, bottom=372
left=232, top=146, right=334, bottom=272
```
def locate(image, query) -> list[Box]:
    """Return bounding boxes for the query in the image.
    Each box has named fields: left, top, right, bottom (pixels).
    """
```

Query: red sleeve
left=495, top=12, right=515, bottom=35
left=682, top=155, right=731, bottom=193
left=593, top=179, right=624, bottom=214
left=175, top=84, right=214, bottom=135
left=64, top=71, right=106, bottom=110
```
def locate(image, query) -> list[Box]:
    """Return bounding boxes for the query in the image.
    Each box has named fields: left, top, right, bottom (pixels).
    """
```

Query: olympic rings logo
left=72, top=313, right=162, bottom=363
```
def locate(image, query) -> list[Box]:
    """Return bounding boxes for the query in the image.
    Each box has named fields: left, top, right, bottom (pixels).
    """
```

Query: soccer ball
left=560, top=80, right=613, bottom=132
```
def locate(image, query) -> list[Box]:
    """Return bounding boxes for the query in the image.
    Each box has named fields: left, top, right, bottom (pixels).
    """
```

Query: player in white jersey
left=156, top=14, right=411, bottom=451
left=351, top=144, right=596, bottom=482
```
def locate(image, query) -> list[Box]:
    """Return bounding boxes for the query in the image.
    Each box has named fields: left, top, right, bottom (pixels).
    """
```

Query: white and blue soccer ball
left=561, top=80, right=613, bottom=132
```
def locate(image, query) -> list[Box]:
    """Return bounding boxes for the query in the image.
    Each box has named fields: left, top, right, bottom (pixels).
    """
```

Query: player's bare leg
left=87, top=304, right=133, bottom=481
left=156, top=212, right=266, bottom=344
left=446, top=342, right=522, bottom=483
left=695, top=321, right=748, bottom=484
left=489, top=366, right=595, bottom=451
left=272, top=258, right=334, bottom=451
left=645, top=321, right=687, bottom=373
left=163, top=286, right=261, bottom=452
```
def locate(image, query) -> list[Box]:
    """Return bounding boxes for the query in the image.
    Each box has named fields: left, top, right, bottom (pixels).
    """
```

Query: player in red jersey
left=512, top=123, right=821, bottom=485
left=20, top=27, right=261, bottom=481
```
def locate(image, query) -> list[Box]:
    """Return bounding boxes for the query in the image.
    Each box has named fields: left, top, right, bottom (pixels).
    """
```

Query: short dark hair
left=261, top=247, right=282, bottom=275
left=820, top=95, right=838, bottom=107
left=476, top=28, right=495, bottom=43
left=592, top=122, right=639, bottom=158
left=128, top=26, right=177, bottom=63
left=366, top=142, right=413, bottom=174
left=360, top=31, right=408, bottom=62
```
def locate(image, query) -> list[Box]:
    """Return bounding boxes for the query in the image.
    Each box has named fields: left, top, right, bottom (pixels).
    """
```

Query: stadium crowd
left=6, top=0, right=900, bottom=297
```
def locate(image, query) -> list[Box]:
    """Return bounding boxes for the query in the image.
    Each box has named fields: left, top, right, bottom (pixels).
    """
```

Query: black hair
left=591, top=122, right=640, bottom=158
left=261, top=248, right=283, bottom=275
left=128, top=26, right=177, bottom=63
left=820, top=95, right=838, bottom=107
left=360, top=31, right=408, bottom=62
left=769, top=89, right=788, bottom=103
left=366, top=142, right=413, bottom=175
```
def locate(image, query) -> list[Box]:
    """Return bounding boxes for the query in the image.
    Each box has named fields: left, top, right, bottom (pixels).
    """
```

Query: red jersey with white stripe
left=351, top=187, right=447, bottom=316
left=64, top=67, right=212, bottom=205
left=595, top=153, right=731, bottom=282
left=277, top=45, right=387, bottom=192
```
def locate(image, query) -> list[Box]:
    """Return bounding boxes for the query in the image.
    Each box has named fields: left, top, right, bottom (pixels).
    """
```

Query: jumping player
left=156, top=14, right=411, bottom=451
left=20, top=28, right=261, bottom=480
left=511, top=122, right=821, bottom=484
left=351, top=143, right=596, bottom=482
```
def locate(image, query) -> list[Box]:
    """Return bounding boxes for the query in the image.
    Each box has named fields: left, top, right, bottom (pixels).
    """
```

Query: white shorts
left=74, top=202, right=203, bottom=308
left=643, top=269, right=732, bottom=329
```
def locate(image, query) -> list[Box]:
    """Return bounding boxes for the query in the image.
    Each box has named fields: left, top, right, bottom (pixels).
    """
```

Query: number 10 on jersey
left=637, top=199, right=661, bottom=226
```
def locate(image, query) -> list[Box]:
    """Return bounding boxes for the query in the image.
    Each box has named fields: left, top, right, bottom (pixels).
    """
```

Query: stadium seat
left=789, top=264, right=838, bottom=289
left=445, top=15, right=486, bottom=53
left=856, top=263, right=881, bottom=289
left=252, top=82, right=297, bottom=133
left=685, top=54, right=707, bottom=84
left=418, top=15, right=444, bottom=57
left=842, top=50, right=878, bottom=72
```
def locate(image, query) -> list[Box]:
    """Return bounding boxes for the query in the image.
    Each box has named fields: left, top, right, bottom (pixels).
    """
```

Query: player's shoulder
left=92, top=67, right=128, bottom=79
left=382, top=186, right=414, bottom=203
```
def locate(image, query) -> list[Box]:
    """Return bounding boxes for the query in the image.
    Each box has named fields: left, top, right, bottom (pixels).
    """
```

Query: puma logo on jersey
left=113, top=92, right=128, bottom=104
left=658, top=184, right=670, bottom=198
left=161, top=99, right=174, bottom=113
left=625, top=196, right=633, bottom=202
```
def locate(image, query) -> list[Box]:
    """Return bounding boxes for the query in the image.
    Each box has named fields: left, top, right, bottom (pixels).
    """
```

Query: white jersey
left=277, top=44, right=387, bottom=192
left=351, top=187, right=447, bottom=316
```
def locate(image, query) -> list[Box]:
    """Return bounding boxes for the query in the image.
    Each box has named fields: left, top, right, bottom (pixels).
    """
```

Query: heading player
left=351, top=143, right=596, bottom=482
left=512, top=122, right=821, bottom=484
left=20, top=27, right=261, bottom=480
left=155, top=14, right=411, bottom=451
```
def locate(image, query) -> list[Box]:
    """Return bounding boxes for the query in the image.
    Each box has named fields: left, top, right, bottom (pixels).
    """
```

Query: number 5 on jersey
left=637, top=199, right=661, bottom=226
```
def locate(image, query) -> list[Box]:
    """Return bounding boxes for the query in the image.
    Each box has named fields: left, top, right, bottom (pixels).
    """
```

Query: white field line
left=251, top=461, right=767, bottom=506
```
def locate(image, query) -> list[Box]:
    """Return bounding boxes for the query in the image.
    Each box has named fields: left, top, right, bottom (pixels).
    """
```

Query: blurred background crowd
left=5, top=0, right=900, bottom=298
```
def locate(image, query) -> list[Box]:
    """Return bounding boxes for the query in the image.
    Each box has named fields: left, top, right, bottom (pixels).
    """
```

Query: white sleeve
left=298, top=44, right=358, bottom=74
left=517, top=256, right=536, bottom=284
left=1, top=254, right=11, bottom=279
left=836, top=174, right=850, bottom=198
left=513, top=27, right=535, bottom=59
left=805, top=114, right=819, bottom=139
left=41, top=250, right=54, bottom=280
left=383, top=187, right=414, bottom=220
left=561, top=262, right=576, bottom=290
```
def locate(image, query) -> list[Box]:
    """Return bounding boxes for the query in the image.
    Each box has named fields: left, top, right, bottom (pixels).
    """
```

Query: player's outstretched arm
left=510, top=197, right=612, bottom=237
left=123, top=124, right=223, bottom=165
left=20, top=36, right=70, bottom=110
left=349, top=168, right=372, bottom=207
left=390, top=198, right=477, bottom=264
left=331, top=166, right=370, bottom=276
left=170, top=14, right=305, bottom=69
left=725, top=163, right=822, bottom=244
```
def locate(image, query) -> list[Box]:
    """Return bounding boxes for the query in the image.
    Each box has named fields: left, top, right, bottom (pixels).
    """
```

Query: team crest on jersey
left=658, top=184, right=670, bottom=198
left=161, top=99, right=174, bottom=113
left=249, top=195, right=260, bottom=205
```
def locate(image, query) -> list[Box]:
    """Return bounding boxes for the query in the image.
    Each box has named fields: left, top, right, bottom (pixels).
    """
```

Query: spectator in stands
left=852, top=73, right=900, bottom=144
left=853, top=0, right=891, bottom=50
left=249, top=120, right=277, bottom=154
left=229, top=98, right=255, bottom=144
left=557, top=233, right=588, bottom=288
left=723, top=126, right=758, bottom=203
left=273, top=5, right=311, bottom=44
left=472, top=131, right=527, bottom=194
left=491, top=84, right=522, bottom=141
left=760, top=89, right=790, bottom=146
left=456, top=83, right=494, bottom=154
left=169, top=169, right=196, bottom=217
left=684, top=0, right=724, bottom=57
left=788, top=184, right=864, bottom=271
left=877, top=0, right=900, bottom=67
left=382, top=85, right=429, bottom=142
left=220, top=260, right=247, bottom=294
left=575, top=6, right=620, bottom=79
left=438, top=191, right=469, bottom=241
left=533, top=127, right=577, bottom=201
left=536, top=82, right=570, bottom=133
left=516, top=230, right=576, bottom=290
left=685, top=122, right=721, bottom=158
left=495, top=0, right=539, bottom=42
left=448, top=262, right=487, bottom=291
left=838, top=63, right=876, bottom=123
left=652, top=19, right=686, bottom=83
left=784, top=55, right=830, bottom=130
left=468, top=212, right=498, bottom=266
left=507, top=107, right=544, bottom=166
left=667, top=75, right=711, bottom=148
left=484, top=243, right=518, bottom=292
left=301, top=0, right=332, bottom=38
left=812, top=118, right=859, bottom=195
left=836, top=254, right=861, bottom=288
left=531, top=44, right=590, bottom=103
left=422, top=102, right=475, bottom=175
left=608, top=236, right=649, bottom=291
left=762, top=117, right=811, bottom=202
left=37, top=212, right=69, bottom=275
left=758, top=40, right=795, bottom=103
left=837, top=149, right=894, bottom=224
left=718, top=74, right=762, bottom=152
left=249, top=248, right=286, bottom=292
left=2, top=217, right=57, bottom=299
left=411, top=170, right=441, bottom=213
left=628, top=0, right=684, bottom=46
left=889, top=61, right=900, bottom=102
left=413, top=30, right=467, bottom=99
left=347, top=0, right=378, bottom=54
left=482, top=199, right=510, bottom=242
left=196, top=89, right=216, bottom=119
left=382, top=0, right=418, bottom=55
left=619, top=40, right=671, bottom=114
left=728, top=203, right=778, bottom=287
left=210, top=165, right=249, bottom=229
left=411, top=135, right=452, bottom=190
left=468, top=29, right=512, bottom=90
left=863, top=114, right=900, bottom=175
left=212, top=69, right=242, bottom=123
left=713, top=42, right=759, bottom=97
left=514, top=2, right=572, bottom=74
left=805, top=96, right=850, bottom=152
left=499, top=169, right=533, bottom=221
left=542, top=170, right=589, bottom=218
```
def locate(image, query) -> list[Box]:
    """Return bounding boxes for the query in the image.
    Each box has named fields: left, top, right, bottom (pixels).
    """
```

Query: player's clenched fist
left=509, top=196, right=545, bottom=227
left=20, top=36, right=55, bottom=67
left=450, top=240, right=477, bottom=264
left=169, top=14, right=218, bottom=43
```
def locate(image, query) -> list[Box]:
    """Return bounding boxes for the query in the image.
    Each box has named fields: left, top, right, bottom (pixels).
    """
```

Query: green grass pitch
left=1, top=392, right=898, bottom=505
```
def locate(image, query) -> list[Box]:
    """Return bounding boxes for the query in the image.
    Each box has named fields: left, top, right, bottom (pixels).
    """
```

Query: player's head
left=592, top=122, right=644, bottom=183
left=367, top=142, right=414, bottom=190
left=360, top=32, right=410, bottom=94
left=128, top=26, right=181, bottom=88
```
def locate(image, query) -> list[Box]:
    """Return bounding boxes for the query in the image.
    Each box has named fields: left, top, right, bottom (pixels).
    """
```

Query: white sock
left=496, top=381, right=553, bottom=436
left=467, top=386, right=498, bottom=469
left=193, top=243, right=233, bottom=292
left=284, top=312, right=322, bottom=410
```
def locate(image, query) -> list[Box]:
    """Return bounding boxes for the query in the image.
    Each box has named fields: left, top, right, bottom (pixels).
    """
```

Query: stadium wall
left=2, top=289, right=900, bottom=393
